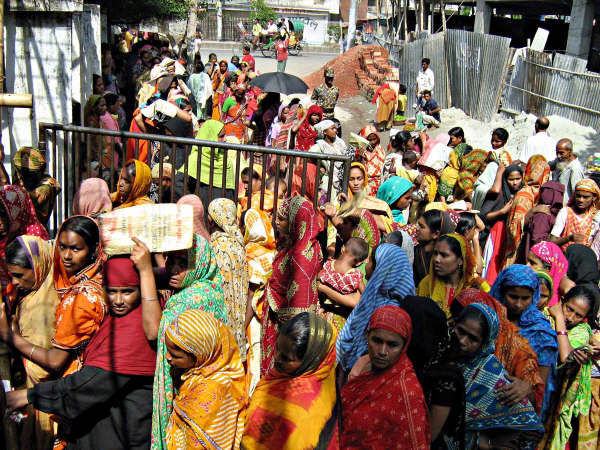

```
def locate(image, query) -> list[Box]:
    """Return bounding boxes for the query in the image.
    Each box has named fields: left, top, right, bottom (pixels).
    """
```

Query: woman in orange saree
left=502, top=155, right=550, bottom=268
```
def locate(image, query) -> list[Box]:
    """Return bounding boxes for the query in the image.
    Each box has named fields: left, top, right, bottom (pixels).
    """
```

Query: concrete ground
left=197, top=46, right=336, bottom=78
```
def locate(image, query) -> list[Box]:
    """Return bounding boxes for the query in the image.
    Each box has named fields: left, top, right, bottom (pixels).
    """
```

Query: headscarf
left=273, top=104, right=299, bottom=149
left=417, top=233, right=489, bottom=318
left=151, top=235, right=227, bottom=446
left=500, top=164, right=524, bottom=204
left=314, top=119, right=335, bottom=138
left=111, top=159, right=153, bottom=209
left=260, top=196, right=322, bottom=375
left=348, top=162, right=369, bottom=198
left=175, top=194, right=210, bottom=239
left=83, top=94, right=103, bottom=122
left=243, top=313, right=338, bottom=450
left=178, top=120, right=233, bottom=190
left=535, top=269, right=554, bottom=309
left=341, top=305, right=431, bottom=449
left=566, top=244, right=600, bottom=286
left=73, top=178, right=112, bottom=217
left=337, top=244, right=415, bottom=371
left=539, top=180, right=565, bottom=216
left=243, top=208, right=276, bottom=287
left=530, top=241, right=568, bottom=306
left=165, top=309, right=246, bottom=450
left=376, top=176, right=412, bottom=223
left=52, top=216, right=106, bottom=376
left=459, top=303, right=543, bottom=447
left=455, top=149, right=488, bottom=199
left=207, top=198, right=248, bottom=355
left=453, top=289, right=545, bottom=412
left=490, top=264, right=557, bottom=370
left=84, top=257, right=156, bottom=376
left=572, top=178, right=600, bottom=210
left=295, top=104, right=322, bottom=151
left=12, top=236, right=60, bottom=385
left=0, top=185, right=49, bottom=246
left=358, top=125, right=386, bottom=197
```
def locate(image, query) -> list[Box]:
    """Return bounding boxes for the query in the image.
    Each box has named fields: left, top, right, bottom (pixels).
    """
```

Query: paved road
left=197, top=47, right=335, bottom=77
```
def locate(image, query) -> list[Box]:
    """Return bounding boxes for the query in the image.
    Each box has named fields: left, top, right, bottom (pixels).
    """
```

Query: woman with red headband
left=341, top=305, right=431, bottom=449
left=4, top=255, right=157, bottom=449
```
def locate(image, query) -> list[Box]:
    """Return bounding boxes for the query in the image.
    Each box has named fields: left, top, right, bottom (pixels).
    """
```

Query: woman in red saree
left=260, top=196, right=322, bottom=376
left=356, top=126, right=386, bottom=197
left=341, top=305, right=430, bottom=449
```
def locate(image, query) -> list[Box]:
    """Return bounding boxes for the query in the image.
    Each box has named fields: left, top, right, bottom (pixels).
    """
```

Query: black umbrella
left=248, top=72, right=309, bottom=95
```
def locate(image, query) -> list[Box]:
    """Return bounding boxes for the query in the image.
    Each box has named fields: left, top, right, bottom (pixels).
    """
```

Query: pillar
left=566, top=0, right=595, bottom=59
left=474, top=0, right=491, bottom=34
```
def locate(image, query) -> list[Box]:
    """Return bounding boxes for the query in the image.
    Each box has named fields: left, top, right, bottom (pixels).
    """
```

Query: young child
left=318, top=237, right=369, bottom=330
left=396, top=83, right=408, bottom=118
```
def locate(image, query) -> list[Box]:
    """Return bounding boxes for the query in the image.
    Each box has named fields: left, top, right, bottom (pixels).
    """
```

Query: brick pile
left=356, top=48, right=399, bottom=101
left=304, top=45, right=391, bottom=99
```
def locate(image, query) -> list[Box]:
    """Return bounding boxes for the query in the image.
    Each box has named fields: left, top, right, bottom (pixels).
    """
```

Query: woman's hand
left=323, top=203, right=337, bottom=220
left=500, top=198, right=514, bottom=215
left=572, top=233, right=588, bottom=244
left=349, top=354, right=371, bottom=380
left=532, top=204, right=551, bottom=216
left=130, top=237, right=153, bottom=274
left=570, top=348, right=592, bottom=365
left=5, top=390, right=29, bottom=413
left=337, top=192, right=349, bottom=204
left=496, top=376, right=531, bottom=406
left=548, top=303, right=563, bottom=319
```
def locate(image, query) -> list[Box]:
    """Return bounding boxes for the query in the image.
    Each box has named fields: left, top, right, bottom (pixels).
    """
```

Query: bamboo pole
left=441, top=0, right=447, bottom=31
left=376, top=0, right=381, bottom=33
left=0, top=94, right=33, bottom=107
left=0, top=0, right=5, bottom=136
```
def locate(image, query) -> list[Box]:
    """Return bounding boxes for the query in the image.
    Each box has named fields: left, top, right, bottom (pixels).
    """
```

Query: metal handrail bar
left=38, top=123, right=353, bottom=163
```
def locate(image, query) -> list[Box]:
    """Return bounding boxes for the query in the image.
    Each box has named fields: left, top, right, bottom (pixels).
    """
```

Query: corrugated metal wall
left=445, top=30, right=511, bottom=121
left=391, top=30, right=510, bottom=121
left=503, top=50, right=600, bottom=130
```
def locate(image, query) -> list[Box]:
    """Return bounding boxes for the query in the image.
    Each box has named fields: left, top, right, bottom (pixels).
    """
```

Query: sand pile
left=436, top=108, right=600, bottom=163
left=303, top=45, right=389, bottom=99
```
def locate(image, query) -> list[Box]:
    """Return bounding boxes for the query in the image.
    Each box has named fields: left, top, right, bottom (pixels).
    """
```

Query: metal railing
left=38, top=123, right=352, bottom=232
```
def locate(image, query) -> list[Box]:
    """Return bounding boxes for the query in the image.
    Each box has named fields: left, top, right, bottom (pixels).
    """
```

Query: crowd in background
left=0, top=26, right=600, bottom=450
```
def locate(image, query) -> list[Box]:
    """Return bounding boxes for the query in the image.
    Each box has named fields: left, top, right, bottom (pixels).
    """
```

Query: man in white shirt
left=193, top=31, right=202, bottom=56
left=553, top=138, right=585, bottom=205
left=520, top=117, right=557, bottom=163
left=415, top=58, right=434, bottom=106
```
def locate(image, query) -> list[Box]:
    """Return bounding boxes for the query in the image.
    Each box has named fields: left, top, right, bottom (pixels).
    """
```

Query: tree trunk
left=217, top=0, right=223, bottom=41
left=346, top=0, right=358, bottom=51
left=183, top=0, right=198, bottom=71
left=376, top=0, right=381, bottom=34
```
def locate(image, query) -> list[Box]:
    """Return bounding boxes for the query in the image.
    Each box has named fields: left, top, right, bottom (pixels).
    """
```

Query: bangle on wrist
left=29, top=346, right=36, bottom=360
left=142, top=297, right=159, bottom=302
left=557, top=330, right=568, bottom=336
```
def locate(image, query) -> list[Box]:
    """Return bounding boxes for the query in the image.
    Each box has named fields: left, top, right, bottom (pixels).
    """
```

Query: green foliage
left=328, top=24, right=341, bottom=42
left=249, top=0, right=277, bottom=24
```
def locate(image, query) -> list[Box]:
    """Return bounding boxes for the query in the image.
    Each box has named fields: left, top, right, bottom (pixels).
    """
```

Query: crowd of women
left=1, top=29, right=600, bottom=450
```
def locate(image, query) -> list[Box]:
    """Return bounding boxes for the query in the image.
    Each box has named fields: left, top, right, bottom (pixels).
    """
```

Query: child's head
left=265, top=176, right=287, bottom=199
left=342, top=237, right=370, bottom=267
left=104, top=257, right=141, bottom=317
left=402, top=151, right=418, bottom=169
left=399, top=84, right=407, bottom=95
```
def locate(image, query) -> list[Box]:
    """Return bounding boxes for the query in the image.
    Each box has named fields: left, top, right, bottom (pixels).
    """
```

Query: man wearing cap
left=222, top=84, right=248, bottom=141
left=311, top=68, right=340, bottom=121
